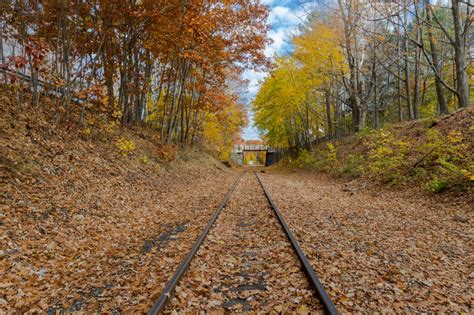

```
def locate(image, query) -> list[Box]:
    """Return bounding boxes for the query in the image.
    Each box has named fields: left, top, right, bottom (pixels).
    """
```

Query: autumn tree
left=0, top=0, right=269, bottom=150
left=253, top=0, right=472, bottom=149
left=253, top=20, right=345, bottom=147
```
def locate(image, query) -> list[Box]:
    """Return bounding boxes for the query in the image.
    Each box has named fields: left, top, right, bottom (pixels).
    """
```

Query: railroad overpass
left=230, top=144, right=282, bottom=166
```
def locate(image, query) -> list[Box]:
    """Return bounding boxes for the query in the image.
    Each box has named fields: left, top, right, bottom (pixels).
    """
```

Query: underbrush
left=293, top=111, right=474, bottom=194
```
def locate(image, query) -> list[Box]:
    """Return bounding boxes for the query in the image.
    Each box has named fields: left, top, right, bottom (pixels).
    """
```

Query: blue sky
left=241, top=0, right=310, bottom=140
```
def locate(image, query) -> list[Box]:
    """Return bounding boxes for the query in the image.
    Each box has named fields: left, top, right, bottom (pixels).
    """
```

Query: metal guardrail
left=232, top=144, right=280, bottom=152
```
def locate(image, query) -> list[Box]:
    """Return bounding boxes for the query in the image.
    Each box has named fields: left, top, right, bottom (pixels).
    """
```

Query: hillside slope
left=0, top=91, right=238, bottom=312
left=292, top=108, right=473, bottom=204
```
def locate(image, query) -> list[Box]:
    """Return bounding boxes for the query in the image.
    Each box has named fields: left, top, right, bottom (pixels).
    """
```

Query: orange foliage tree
left=1, top=0, right=269, bottom=144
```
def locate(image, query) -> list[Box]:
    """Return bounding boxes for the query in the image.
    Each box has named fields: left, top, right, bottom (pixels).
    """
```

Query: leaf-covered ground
left=259, top=171, right=473, bottom=313
left=0, top=95, right=240, bottom=312
left=2, top=92, right=472, bottom=312
left=165, top=172, right=320, bottom=312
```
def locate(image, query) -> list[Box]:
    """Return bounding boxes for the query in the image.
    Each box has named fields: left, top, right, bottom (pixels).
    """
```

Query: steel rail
left=255, top=172, right=339, bottom=315
left=148, top=172, right=244, bottom=315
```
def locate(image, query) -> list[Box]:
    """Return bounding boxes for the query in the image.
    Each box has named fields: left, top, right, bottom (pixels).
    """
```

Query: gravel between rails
left=164, top=172, right=322, bottom=313
left=258, top=171, right=473, bottom=313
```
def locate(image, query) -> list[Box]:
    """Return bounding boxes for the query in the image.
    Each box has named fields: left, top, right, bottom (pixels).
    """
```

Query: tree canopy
left=1, top=0, right=270, bottom=150
left=253, top=0, right=472, bottom=149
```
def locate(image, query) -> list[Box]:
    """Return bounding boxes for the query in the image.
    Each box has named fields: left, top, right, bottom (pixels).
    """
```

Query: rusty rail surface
left=256, top=172, right=338, bottom=315
left=148, top=173, right=244, bottom=314
left=149, top=172, right=338, bottom=314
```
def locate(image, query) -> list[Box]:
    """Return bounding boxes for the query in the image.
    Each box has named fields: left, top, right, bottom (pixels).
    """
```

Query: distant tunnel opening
left=242, top=150, right=267, bottom=166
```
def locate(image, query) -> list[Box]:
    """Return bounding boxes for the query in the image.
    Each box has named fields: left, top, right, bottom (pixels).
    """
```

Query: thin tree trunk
left=0, top=27, right=4, bottom=89
left=425, top=0, right=448, bottom=114
left=403, top=11, right=414, bottom=120
left=60, top=0, right=71, bottom=121
left=338, top=0, right=363, bottom=132
left=413, top=24, right=421, bottom=119
left=397, top=33, right=404, bottom=122
left=451, top=0, right=470, bottom=108
left=160, top=78, right=172, bottom=139
left=372, top=57, right=379, bottom=129
left=333, top=84, right=341, bottom=138
left=395, top=12, right=404, bottom=122
left=325, top=90, right=333, bottom=138
left=165, top=59, right=182, bottom=142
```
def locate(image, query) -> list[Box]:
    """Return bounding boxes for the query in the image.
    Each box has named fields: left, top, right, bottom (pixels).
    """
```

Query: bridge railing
left=233, top=144, right=271, bottom=152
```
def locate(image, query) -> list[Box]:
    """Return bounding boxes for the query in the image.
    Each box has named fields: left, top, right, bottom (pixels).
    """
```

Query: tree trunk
left=105, top=61, right=115, bottom=113
left=372, top=57, right=379, bottom=129
left=333, top=84, right=341, bottom=138
left=338, top=0, right=364, bottom=132
left=351, top=103, right=360, bottom=132
left=403, top=11, right=414, bottom=120
left=425, top=0, right=449, bottom=114
left=451, top=0, right=470, bottom=108
left=60, top=0, right=71, bottom=120
left=413, top=24, right=421, bottom=119
left=0, top=28, right=4, bottom=88
left=325, top=90, right=333, bottom=138
left=397, top=21, right=404, bottom=122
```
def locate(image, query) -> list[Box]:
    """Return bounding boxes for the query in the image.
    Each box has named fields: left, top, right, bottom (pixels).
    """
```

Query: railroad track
left=149, top=172, right=338, bottom=314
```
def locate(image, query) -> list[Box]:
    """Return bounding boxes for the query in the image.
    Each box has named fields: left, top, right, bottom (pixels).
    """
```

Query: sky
left=241, top=0, right=310, bottom=140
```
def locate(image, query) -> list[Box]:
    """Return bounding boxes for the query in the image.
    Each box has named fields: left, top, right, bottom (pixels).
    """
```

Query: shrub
left=357, top=127, right=374, bottom=138
left=293, top=124, right=471, bottom=194
left=416, top=130, right=467, bottom=178
left=420, top=116, right=438, bottom=129
left=115, top=137, right=136, bottom=157
left=461, top=164, right=474, bottom=181
left=154, top=144, right=176, bottom=162
left=294, top=145, right=339, bottom=171
left=140, top=154, right=150, bottom=164
left=326, top=143, right=337, bottom=162
left=82, top=127, right=92, bottom=136
left=427, top=176, right=449, bottom=193
left=104, top=120, right=118, bottom=134
left=365, top=129, right=410, bottom=183
left=413, top=129, right=472, bottom=192
left=294, top=149, right=318, bottom=168
left=339, top=153, right=365, bottom=177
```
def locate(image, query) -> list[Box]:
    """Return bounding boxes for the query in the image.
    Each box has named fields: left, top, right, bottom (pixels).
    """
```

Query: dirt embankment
left=289, top=108, right=473, bottom=206
left=335, top=107, right=474, bottom=164
left=0, top=91, right=238, bottom=312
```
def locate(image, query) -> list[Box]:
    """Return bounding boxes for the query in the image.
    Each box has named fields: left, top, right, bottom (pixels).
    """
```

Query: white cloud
left=267, top=6, right=301, bottom=27
left=264, top=4, right=311, bottom=57
left=242, top=69, right=268, bottom=98
left=240, top=2, right=312, bottom=140
left=265, top=27, right=288, bottom=57
left=240, top=6, right=304, bottom=103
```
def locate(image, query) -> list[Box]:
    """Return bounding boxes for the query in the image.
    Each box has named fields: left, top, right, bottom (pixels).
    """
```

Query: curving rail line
left=149, top=171, right=338, bottom=314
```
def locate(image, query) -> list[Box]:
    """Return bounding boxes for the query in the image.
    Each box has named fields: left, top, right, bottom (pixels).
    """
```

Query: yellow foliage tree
left=253, top=20, right=346, bottom=148
left=203, top=102, right=247, bottom=160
